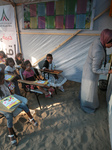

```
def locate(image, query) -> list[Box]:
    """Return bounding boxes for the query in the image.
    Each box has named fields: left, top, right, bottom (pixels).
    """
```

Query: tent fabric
left=16, top=1, right=112, bottom=82
left=20, top=32, right=97, bottom=82
left=93, top=0, right=112, bottom=30
left=106, top=74, right=112, bottom=148
left=0, top=0, right=57, bottom=5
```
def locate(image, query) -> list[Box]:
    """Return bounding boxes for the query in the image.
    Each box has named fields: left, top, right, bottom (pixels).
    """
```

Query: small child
left=0, top=68, right=38, bottom=146
left=22, top=60, right=53, bottom=98
left=15, top=53, right=39, bottom=77
left=0, top=51, right=7, bottom=64
left=42, top=54, right=67, bottom=92
left=15, top=53, right=24, bottom=65
left=5, top=58, right=21, bottom=95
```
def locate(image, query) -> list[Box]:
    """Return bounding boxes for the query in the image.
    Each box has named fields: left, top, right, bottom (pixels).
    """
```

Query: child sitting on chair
left=5, top=58, right=21, bottom=95
left=0, top=68, right=38, bottom=146
left=0, top=51, right=7, bottom=64
left=22, top=60, right=54, bottom=98
left=42, top=54, right=67, bottom=92
left=15, top=53, right=24, bottom=65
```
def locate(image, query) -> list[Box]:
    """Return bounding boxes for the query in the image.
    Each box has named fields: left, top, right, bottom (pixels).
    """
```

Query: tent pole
left=13, top=3, right=22, bottom=53
left=90, top=0, right=96, bottom=30
left=20, top=32, right=100, bottom=36
left=33, top=30, right=82, bottom=67
left=107, top=54, right=112, bottom=82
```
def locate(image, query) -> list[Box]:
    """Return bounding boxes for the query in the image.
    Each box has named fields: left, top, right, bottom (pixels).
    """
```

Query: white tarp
left=16, top=0, right=112, bottom=83
left=0, top=5, right=17, bottom=59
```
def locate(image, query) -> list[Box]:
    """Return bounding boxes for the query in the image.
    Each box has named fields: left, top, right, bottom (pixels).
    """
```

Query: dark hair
left=107, top=39, right=112, bottom=44
left=0, top=51, right=7, bottom=58
left=15, top=53, right=22, bottom=61
left=21, top=60, right=31, bottom=69
left=0, top=71, right=5, bottom=97
left=6, top=58, right=15, bottom=66
left=46, top=54, right=52, bottom=58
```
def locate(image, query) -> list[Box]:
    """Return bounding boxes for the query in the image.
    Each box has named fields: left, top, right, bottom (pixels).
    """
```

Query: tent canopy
left=0, top=0, right=59, bottom=6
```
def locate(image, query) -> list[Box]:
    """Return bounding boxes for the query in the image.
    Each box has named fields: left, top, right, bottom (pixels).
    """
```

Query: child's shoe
left=58, top=86, right=64, bottom=92
left=45, top=92, right=52, bottom=98
left=26, top=85, right=30, bottom=91
left=48, top=87, right=55, bottom=94
left=31, top=85, right=35, bottom=90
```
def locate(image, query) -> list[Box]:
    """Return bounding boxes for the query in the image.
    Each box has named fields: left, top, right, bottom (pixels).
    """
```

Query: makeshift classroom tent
left=0, top=0, right=112, bottom=148
left=0, top=0, right=112, bottom=82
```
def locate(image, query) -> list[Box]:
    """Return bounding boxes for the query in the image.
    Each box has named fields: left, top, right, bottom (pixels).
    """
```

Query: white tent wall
left=106, top=74, right=112, bottom=148
left=16, top=0, right=112, bottom=82
left=94, top=0, right=112, bottom=30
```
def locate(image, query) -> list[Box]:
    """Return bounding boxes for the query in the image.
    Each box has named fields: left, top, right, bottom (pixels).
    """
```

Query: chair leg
left=12, top=128, right=18, bottom=138
left=35, top=94, right=41, bottom=110
left=54, top=87, right=57, bottom=95
left=24, top=91, right=27, bottom=97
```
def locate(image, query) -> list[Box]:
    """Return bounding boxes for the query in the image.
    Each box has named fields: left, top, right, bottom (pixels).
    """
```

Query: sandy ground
left=0, top=80, right=111, bottom=150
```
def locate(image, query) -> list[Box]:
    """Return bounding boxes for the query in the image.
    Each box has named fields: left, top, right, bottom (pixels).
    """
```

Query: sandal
left=48, top=87, right=55, bottom=94
left=29, top=118, right=38, bottom=126
left=8, top=134, right=17, bottom=146
left=45, top=91, right=52, bottom=98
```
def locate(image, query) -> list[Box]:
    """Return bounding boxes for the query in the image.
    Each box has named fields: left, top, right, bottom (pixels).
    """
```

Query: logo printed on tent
left=0, top=9, right=9, bottom=21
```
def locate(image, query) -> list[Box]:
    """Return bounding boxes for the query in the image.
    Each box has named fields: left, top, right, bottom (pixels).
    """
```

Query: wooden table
left=39, top=69, right=63, bottom=79
left=5, top=74, right=17, bottom=82
left=18, top=79, right=48, bottom=87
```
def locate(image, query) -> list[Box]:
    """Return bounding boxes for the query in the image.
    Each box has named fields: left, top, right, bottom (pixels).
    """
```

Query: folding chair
left=18, top=68, right=43, bottom=109
left=37, top=60, right=57, bottom=95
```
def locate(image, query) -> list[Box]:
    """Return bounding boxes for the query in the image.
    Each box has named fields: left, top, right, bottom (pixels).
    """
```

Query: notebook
left=35, top=80, right=48, bottom=85
left=0, top=95, right=21, bottom=109
left=5, top=74, right=15, bottom=81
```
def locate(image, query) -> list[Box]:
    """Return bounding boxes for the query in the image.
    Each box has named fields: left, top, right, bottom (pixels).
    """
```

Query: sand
left=0, top=81, right=111, bottom=150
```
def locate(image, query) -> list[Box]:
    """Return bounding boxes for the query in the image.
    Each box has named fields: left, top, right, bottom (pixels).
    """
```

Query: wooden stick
left=20, top=32, right=73, bottom=36
left=78, top=33, right=100, bottom=36
left=20, top=32, right=100, bottom=36
left=13, top=4, right=22, bottom=53
left=15, top=0, right=58, bottom=6
left=33, top=30, right=81, bottom=66
left=93, top=6, right=110, bottom=21
left=1, top=0, right=15, bottom=6
left=107, top=54, right=112, bottom=82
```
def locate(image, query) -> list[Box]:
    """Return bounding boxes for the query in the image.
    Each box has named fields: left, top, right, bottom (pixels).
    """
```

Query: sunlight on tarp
left=31, top=56, right=37, bottom=65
